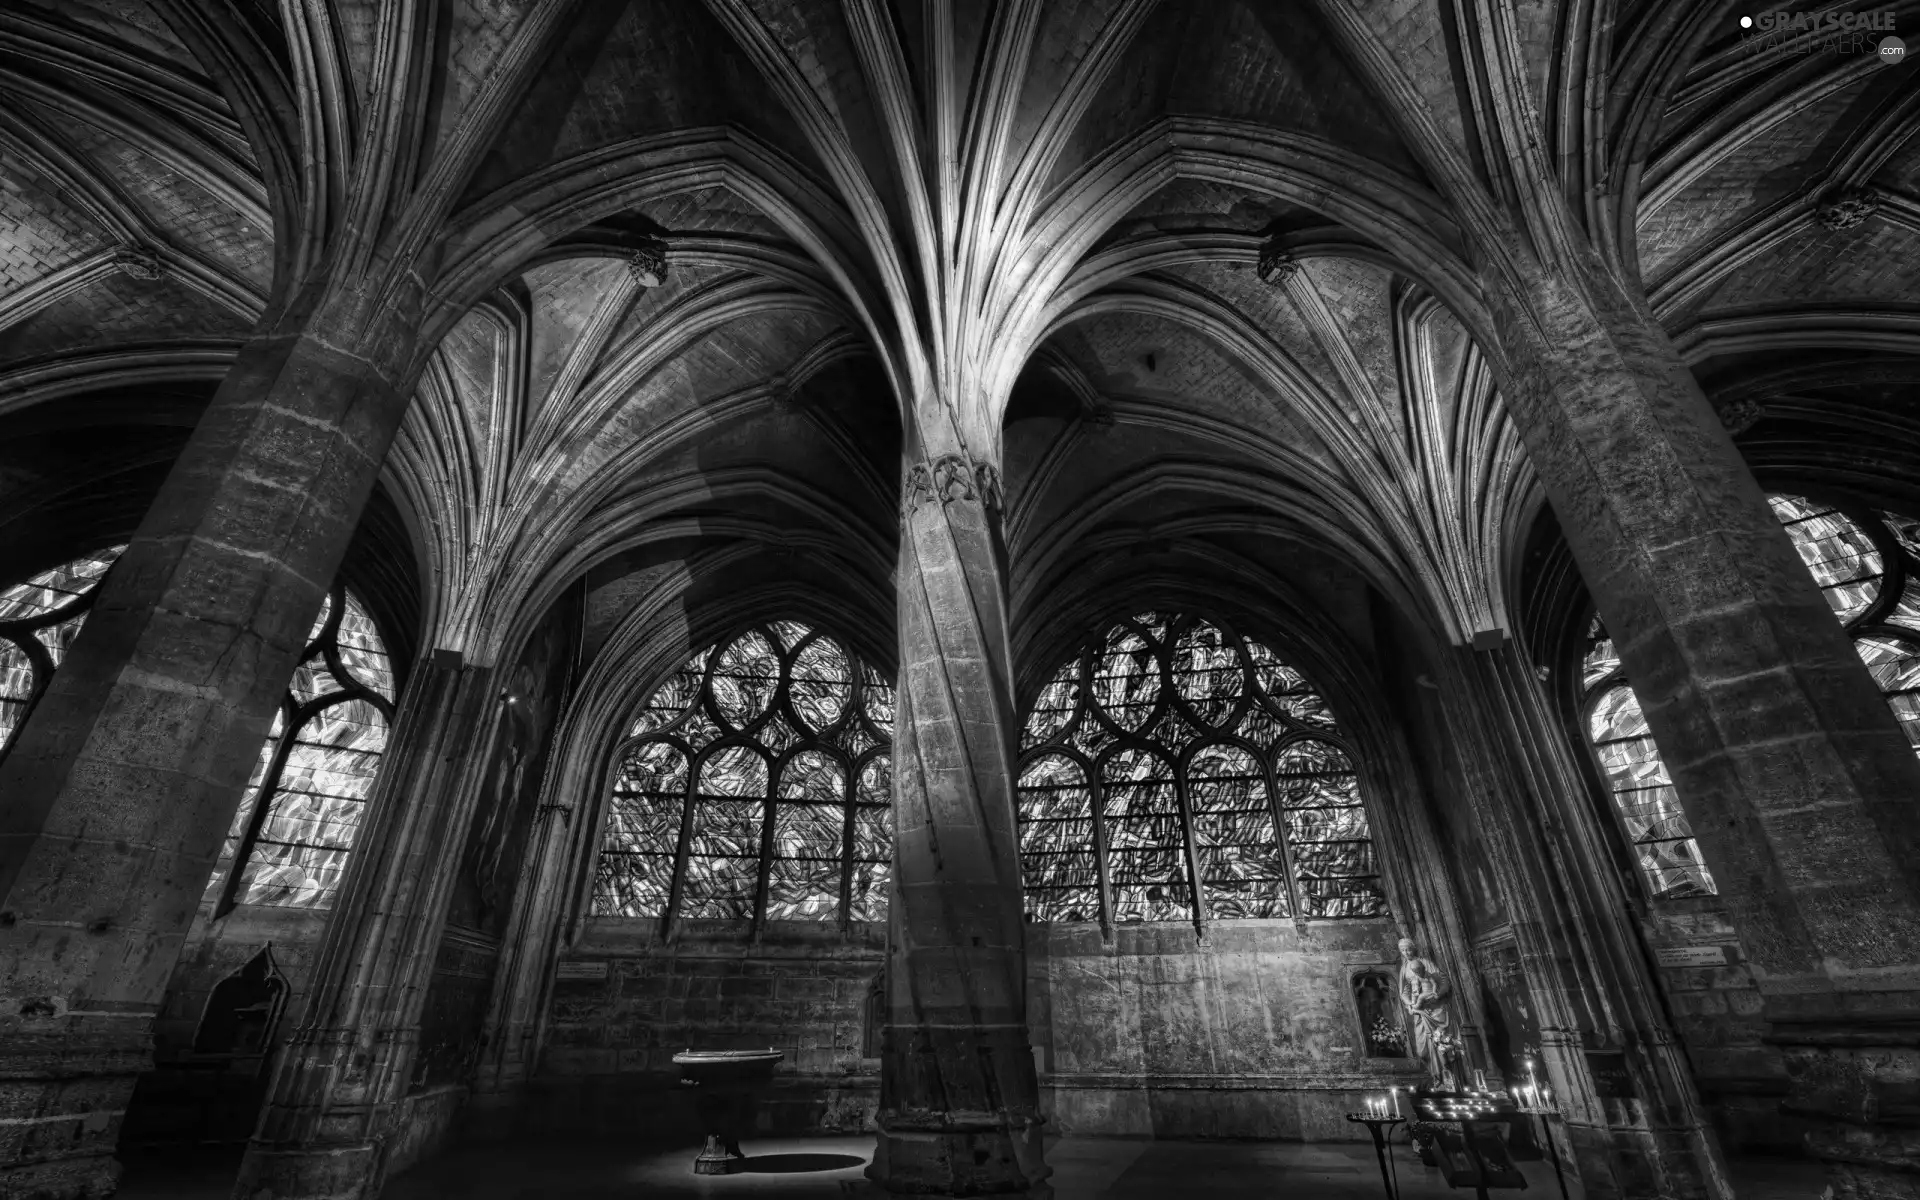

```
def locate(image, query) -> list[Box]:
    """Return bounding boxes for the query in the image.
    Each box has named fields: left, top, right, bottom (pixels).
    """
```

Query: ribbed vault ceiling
left=0, top=0, right=1914, bottom=679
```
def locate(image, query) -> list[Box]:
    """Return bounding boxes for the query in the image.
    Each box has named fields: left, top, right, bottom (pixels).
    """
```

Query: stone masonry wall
left=1030, top=918, right=1424, bottom=1139
left=526, top=919, right=886, bottom=1140
left=122, top=905, right=329, bottom=1146
left=1637, top=901, right=1801, bottom=1152
left=527, top=915, right=1426, bottom=1143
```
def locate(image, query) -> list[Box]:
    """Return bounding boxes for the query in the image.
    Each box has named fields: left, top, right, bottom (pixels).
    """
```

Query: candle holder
left=1409, top=1086, right=1525, bottom=1200
left=1346, top=1093, right=1405, bottom=1200
left=1514, top=1059, right=1570, bottom=1200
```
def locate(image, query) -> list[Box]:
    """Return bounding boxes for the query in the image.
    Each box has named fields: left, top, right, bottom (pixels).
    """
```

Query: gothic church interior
left=0, top=1, right=1916, bottom=1198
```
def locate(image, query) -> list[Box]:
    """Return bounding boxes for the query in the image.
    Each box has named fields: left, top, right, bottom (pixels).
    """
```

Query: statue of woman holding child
left=1398, top=937, right=1462, bottom=1089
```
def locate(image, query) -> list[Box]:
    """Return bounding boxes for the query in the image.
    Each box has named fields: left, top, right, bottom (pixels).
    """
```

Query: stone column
left=868, top=450, right=1050, bottom=1198
left=234, top=658, right=499, bottom=1200
left=467, top=776, right=577, bottom=1121
left=1447, top=641, right=1733, bottom=1200
left=0, top=284, right=420, bottom=1200
left=1485, top=253, right=1920, bottom=1196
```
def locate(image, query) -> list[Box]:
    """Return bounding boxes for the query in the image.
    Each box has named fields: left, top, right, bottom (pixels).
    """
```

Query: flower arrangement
left=1369, top=1015, right=1407, bottom=1051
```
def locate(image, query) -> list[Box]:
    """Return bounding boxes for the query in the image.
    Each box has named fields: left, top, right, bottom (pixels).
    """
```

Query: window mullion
left=1173, top=765, right=1207, bottom=938
left=1088, top=766, right=1114, bottom=935
left=752, top=774, right=777, bottom=935
left=218, top=699, right=303, bottom=918
left=1265, top=753, right=1307, bottom=919
left=663, top=750, right=701, bottom=941
left=839, top=767, right=858, bottom=930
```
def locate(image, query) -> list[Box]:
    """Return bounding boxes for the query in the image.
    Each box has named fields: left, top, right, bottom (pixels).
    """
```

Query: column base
left=865, top=1117, right=1052, bottom=1197
left=232, top=1141, right=383, bottom=1200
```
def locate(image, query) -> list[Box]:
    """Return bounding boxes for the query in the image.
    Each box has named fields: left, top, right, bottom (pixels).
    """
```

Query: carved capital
left=114, top=246, right=166, bottom=281
left=1816, top=188, right=1879, bottom=231
left=974, top=462, right=1004, bottom=513
left=902, top=453, right=1003, bottom=517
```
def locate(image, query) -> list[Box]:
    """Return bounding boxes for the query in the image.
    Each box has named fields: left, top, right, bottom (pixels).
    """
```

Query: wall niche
left=1352, top=968, right=1408, bottom=1058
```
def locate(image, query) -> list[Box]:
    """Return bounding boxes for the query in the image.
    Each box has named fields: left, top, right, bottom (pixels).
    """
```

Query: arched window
left=1573, top=494, right=1920, bottom=902
left=1016, top=612, right=1388, bottom=925
left=1578, top=622, right=1716, bottom=900
left=205, top=584, right=395, bottom=913
left=1, top=552, right=395, bottom=912
left=0, top=546, right=125, bottom=758
left=592, top=622, right=894, bottom=927
left=1770, top=494, right=1920, bottom=755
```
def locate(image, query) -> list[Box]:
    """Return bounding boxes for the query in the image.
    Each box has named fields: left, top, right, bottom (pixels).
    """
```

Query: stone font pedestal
left=672, top=1050, right=783, bottom=1176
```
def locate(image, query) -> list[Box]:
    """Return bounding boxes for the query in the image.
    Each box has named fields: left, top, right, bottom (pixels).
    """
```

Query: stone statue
left=1398, top=937, right=1462, bottom=1089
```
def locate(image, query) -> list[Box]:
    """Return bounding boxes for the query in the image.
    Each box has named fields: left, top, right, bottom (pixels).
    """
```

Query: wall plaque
left=555, top=960, right=609, bottom=981
left=1653, top=945, right=1733, bottom=969
left=1585, top=1052, right=1636, bottom=1099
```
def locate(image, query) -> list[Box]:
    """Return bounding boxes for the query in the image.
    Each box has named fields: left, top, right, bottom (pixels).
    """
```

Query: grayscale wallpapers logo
left=1738, top=8, right=1905, bottom=62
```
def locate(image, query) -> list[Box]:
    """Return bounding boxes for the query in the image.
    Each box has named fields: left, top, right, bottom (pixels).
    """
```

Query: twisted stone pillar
left=0, top=284, right=420, bottom=1200
left=1486, top=253, right=1920, bottom=1197
left=235, top=660, right=498, bottom=1200
left=869, top=451, right=1050, bottom=1197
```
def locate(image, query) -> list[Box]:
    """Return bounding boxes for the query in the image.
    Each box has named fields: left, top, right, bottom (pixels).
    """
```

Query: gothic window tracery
left=0, top=546, right=124, bottom=758
left=1573, top=493, right=1920, bottom=904
left=1016, top=612, right=1388, bottom=925
left=592, top=622, right=894, bottom=926
left=1, top=551, right=395, bottom=913
left=1769, top=494, right=1920, bottom=754
left=1578, top=624, right=1716, bottom=900
left=206, top=584, right=396, bottom=913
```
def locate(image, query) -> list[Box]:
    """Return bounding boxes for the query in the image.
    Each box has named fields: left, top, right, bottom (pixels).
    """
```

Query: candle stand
left=1515, top=1104, right=1571, bottom=1200
left=1410, top=1088, right=1527, bottom=1200
left=1513, top=1060, right=1571, bottom=1200
left=1345, top=1112, right=1406, bottom=1200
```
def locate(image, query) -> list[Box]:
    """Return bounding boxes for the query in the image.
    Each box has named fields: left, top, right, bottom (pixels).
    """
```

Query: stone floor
left=121, top=1135, right=1829, bottom=1199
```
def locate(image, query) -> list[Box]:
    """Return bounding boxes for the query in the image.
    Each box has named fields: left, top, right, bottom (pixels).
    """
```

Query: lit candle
left=1391, top=1086, right=1402, bottom=1118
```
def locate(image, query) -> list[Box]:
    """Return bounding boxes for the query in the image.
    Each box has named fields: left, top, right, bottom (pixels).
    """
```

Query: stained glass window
left=591, top=622, right=895, bottom=926
left=1771, top=494, right=1920, bottom=755
left=1578, top=621, right=1715, bottom=900
left=1016, top=612, right=1389, bottom=925
left=1575, top=494, right=1920, bottom=902
left=0, top=546, right=125, bottom=758
left=1, top=554, right=394, bottom=913
left=205, top=584, right=396, bottom=913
